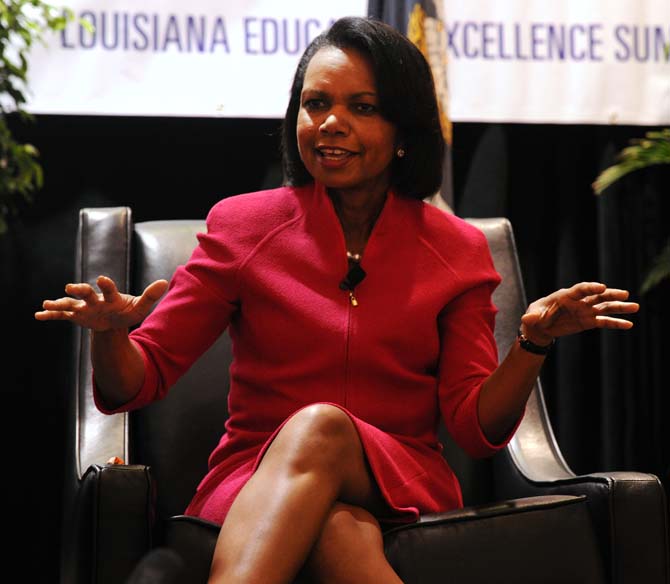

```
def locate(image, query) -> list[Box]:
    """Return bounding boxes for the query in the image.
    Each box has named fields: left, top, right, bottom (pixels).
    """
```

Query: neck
left=329, top=188, right=387, bottom=255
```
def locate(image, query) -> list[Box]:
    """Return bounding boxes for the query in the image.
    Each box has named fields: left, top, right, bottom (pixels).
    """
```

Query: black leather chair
left=61, top=206, right=669, bottom=584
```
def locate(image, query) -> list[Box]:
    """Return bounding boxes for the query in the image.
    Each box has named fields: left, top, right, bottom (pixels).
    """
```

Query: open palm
left=35, top=275, right=169, bottom=332
left=520, top=282, right=640, bottom=344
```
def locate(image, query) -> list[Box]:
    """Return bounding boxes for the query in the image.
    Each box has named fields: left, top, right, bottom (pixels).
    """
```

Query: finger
left=567, top=282, right=607, bottom=300
left=34, top=309, right=76, bottom=321
left=64, top=282, right=98, bottom=302
left=143, top=279, right=169, bottom=302
left=96, top=275, right=121, bottom=303
left=135, top=279, right=169, bottom=312
left=594, top=316, right=635, bottom=329
left=41, top=297, right=83, bottom=312
left=593, top=301, right=640, bottom=314
left=582, top=288, right=630, bottom=306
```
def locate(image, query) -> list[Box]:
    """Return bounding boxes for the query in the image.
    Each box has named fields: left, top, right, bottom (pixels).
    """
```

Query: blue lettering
left=589, top=24, right=603, bottom=61
left=481, top=22, right=495, bottom=60
left=463, top=22, right=478, bottom=58
left=515, top=23, right=528, bottom=60
left=283, top=19, right=300, bottom=55
left=60, top=23, right=75, bottom=49
left=632, top=26, right=649, bottom=62
left=153, top=14, right=159, bottom=51
left=210, top=17, right=229, bottom=53
left=186, top=16, right=205, bottom=52
left=547, top=25, right=566, bottom=60
left=122, top=13, right=129, bottom=50
left=261, top=18, right=278, bottom=54
left=614, top=25, right=630, bottom=61
left=162, top=14, right=181, bottom=51
left=446, top=22, right=460, bottom=57
left=79, top=11, right=95, bottom=49
left=244, top=17, right=258, bottom=54
left=498, top=22, right=512, bottom=60
left=133, top=13, right=149, bottom=51
left=100, top=12, right=119, bottom=50
left=530, top=23, right=544, bottom=60
left=569, top=24, right=586, bottom=60
left=654, top=26, right=670, bottom=61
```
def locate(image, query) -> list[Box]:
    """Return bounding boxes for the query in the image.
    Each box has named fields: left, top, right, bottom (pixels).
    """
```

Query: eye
left=354, top=102, right=378, bottom=115
left=302, top=98, right=327, bottom=111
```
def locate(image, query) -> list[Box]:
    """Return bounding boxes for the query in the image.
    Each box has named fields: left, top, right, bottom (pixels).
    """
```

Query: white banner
left=20, top=0, right=670, bottom=125
left=22, top=0, right=368, bottom=118
left=443, top=0, right=670, bottom=125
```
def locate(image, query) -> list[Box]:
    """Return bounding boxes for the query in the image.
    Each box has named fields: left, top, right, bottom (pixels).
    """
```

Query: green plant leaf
left=593, top=129, right=670, bottom=194
left=0, top=0, right=78, bottom=232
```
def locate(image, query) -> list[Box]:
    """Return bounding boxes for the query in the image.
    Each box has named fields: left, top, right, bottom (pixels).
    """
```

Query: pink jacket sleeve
left=93, top=200, right=245, bottom=414
left=437, top=232, right=522, bottom=458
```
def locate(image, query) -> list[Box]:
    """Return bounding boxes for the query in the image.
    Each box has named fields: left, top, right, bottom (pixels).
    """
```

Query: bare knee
left=319, top=503, right=383, bottom=549
left=269, top=404, right=362, bottom=475
left=306, top=503, right=385, bottom=580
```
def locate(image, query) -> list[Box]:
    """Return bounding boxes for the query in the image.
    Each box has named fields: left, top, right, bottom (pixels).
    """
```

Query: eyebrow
left=301, top=89, right=379, bottom=99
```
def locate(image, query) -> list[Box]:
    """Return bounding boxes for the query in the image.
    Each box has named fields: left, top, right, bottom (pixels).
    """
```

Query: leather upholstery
left=61, top=207, right=670, bottom=584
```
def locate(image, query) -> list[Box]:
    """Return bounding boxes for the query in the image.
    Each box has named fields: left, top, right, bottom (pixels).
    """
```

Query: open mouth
left=316, top=147, right=356, bottom=160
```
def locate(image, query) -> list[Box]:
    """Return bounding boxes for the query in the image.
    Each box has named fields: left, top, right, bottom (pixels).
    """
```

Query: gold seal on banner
left=407, top=3, right=452, bottom=145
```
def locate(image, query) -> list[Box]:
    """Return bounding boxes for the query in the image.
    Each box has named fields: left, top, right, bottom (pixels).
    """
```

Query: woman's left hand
left=520, top=282, right=640, bottom=345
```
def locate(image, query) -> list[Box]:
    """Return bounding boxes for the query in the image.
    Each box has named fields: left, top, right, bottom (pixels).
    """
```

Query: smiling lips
left=316, top=146, right=357, bottom=168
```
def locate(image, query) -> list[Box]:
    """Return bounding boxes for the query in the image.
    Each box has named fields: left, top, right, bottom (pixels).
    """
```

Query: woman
left=36, top=17, right=639, bottom=584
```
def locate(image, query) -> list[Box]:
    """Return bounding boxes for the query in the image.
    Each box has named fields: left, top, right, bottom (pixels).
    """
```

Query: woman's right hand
left=35, top=275, right=169, bottom=332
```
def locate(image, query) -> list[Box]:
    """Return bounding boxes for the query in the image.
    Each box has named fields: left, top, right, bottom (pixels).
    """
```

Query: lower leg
left=304, top=503, right=403, bottom=584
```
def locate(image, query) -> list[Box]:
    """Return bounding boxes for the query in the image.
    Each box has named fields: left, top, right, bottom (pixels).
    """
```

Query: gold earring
left=396, top=148, right=405, bottom=158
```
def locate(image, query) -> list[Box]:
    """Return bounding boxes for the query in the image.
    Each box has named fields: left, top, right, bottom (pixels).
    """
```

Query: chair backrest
left=67, top=207, right=572, bottom=526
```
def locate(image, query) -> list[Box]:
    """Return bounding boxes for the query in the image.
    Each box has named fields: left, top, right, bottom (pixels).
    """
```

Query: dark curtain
left=4, top=115, right=668, bottom=580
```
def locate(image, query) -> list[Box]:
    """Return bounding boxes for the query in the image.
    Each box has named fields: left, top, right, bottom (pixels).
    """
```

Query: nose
left=319, top=110, right=349, bottom=135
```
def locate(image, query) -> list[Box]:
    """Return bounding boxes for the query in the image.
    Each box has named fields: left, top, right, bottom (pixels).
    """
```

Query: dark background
left=4, top=114, right=669, bottom=581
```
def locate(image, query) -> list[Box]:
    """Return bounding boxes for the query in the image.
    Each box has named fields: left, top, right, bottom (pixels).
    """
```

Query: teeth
left=319, top=148, right=350, bottom=156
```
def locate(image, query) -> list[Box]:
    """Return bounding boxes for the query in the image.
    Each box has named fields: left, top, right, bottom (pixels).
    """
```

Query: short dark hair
left=281, top=16, right=445, bottom=200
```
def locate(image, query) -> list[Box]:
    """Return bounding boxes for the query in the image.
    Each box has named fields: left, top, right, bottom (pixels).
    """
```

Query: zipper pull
left=349, top=291, right=359, bottom=307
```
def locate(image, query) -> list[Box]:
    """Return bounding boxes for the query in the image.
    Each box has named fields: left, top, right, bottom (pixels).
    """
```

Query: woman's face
left=296, top=46, right=397, bottom=200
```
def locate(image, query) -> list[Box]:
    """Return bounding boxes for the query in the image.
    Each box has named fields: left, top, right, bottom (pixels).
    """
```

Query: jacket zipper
left=344, top=298, right=353, bottom=408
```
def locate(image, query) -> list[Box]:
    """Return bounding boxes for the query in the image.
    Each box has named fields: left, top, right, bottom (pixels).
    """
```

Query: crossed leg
left=207, top=403, right=403, bottom=584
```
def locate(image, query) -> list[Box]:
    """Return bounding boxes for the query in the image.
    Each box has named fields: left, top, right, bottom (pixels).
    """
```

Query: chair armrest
left=383, top=495, right=606, bottom=584
left=495, top=451, right=670, bottom=584
left=60, top=463, right=155, bottom=584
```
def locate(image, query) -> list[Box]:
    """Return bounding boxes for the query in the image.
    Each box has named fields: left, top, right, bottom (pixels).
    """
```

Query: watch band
left=517, top=329, right=555, bottom=355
